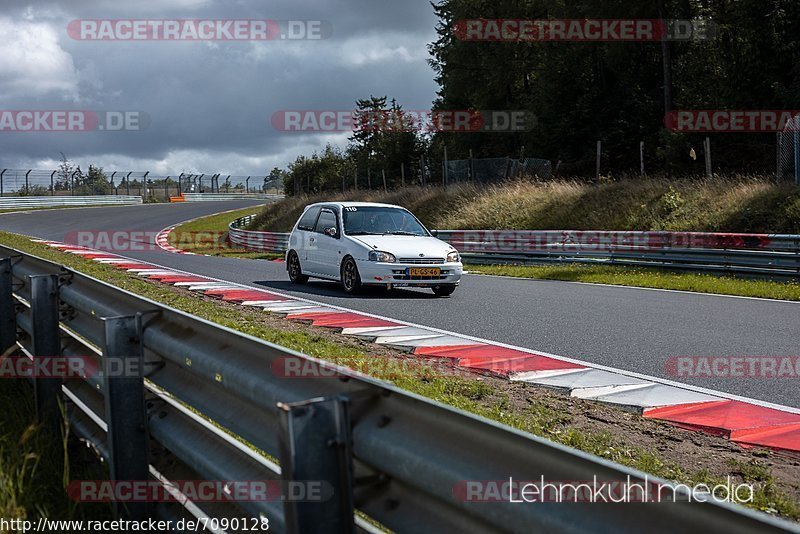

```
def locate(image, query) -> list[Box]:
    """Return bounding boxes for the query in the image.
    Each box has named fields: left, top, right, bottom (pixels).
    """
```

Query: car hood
left=349, top=235, right=456, bottom=260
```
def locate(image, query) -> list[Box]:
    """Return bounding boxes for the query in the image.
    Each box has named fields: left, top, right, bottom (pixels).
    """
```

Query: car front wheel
left=341, top=257, right=362, bottom=294
left=287, top=251, right=309, bottom=284
left=432, top=284, right=457, bottom=297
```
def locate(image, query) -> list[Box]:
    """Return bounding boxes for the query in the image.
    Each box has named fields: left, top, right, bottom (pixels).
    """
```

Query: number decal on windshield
left=344, top=207, right=358, bottom=212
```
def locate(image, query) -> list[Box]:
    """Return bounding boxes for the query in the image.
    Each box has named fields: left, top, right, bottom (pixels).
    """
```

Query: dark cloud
left=0, top=0, right=439, bottom=174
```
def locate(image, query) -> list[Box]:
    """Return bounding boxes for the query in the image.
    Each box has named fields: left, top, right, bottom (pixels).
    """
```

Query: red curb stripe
left=147, top=273, right=186, bottom=281
left=644, top=400, right=800, bottom=440
left=732, top=423, right=800, bottom=454
left=286, top=311, right=345, bottom=321
left=309, top=316, right=400, bottom=329
left=414, top=344, right=489, bottom=356
left=461, top=355, right=586, bottom=375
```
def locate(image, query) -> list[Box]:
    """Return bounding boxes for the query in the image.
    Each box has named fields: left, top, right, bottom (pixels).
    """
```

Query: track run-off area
left=0, top=201, right=798, bottom=408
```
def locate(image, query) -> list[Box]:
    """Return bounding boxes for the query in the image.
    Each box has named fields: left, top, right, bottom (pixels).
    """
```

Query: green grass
left=1, top=230, right=797, bottom=520
left=168, top=205, right=282, bottom=260
left=0, top=378, right=113, bottom=523
left=467, top=263, right=800, bottom=301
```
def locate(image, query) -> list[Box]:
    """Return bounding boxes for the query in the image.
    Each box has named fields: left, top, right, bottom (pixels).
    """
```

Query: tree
left=348, top=96, right=425, bottom=189
left=74, top=165, right=112, bottom=195
left=55, top=152, right=73, bottom=191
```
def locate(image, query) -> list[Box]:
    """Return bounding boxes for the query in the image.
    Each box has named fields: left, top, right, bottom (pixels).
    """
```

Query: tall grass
left=249, top=176, right=800, bottom=233
left=0, top=378, right=113, bottom=523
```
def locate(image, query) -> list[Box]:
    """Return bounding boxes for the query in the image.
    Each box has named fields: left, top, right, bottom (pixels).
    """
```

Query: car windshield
left=343, top=206, right=428, bottom=236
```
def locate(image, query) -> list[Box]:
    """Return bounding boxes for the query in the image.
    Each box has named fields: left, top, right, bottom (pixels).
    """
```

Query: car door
left=309, top=208, right=342, bottom=278
left=291, top=206, right=321, bottom=271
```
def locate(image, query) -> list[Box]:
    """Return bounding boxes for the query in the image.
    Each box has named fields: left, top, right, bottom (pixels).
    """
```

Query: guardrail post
left=0, top=258, right=15, bottom=353
left=29, top=275, right=62, bottom=434
left=278, top=396, right=354, bottom=534
left=101, top=314, right=151, bottom=520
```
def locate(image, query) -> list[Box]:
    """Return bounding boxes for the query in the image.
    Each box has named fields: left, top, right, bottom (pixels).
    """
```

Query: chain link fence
left=0, top=169, right=284, bottom=201
left=777, top=115, right=800, bottom=184
left=446, top=157, right=552, bottom=184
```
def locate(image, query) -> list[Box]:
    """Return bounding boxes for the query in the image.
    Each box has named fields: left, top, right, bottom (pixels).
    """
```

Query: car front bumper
left=357, top=260, right=463, bottom=287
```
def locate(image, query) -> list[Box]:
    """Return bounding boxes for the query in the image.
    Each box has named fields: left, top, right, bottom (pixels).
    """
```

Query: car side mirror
left=325, top=227, right=338, bottom=238
left=430, top=229, right=439, bottom=237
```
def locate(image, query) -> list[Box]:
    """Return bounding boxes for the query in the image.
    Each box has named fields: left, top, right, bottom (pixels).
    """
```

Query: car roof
left=305, top=201, right=405, bottom=209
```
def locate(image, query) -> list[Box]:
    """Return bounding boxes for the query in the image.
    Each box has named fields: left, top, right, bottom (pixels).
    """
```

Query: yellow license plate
left=407, top=267, right=441, bottom=277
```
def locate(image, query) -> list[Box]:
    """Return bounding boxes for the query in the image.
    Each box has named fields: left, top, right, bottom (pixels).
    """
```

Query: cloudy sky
left=0, top=0, right=439, bottom=175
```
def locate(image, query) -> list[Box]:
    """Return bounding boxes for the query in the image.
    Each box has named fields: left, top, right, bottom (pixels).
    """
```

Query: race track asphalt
left=1, top=202, right=798, bottom=407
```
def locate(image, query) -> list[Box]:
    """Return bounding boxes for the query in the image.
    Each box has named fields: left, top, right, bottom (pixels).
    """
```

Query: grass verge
left=467, top=263, right=800, bottom=301
left=0, top=230, right=798, bottom=521
left=168, top=205, right=282, bottom=260
left=249, top=178, right=800, bottom=234
left=0, top=376, right=113, bottom=523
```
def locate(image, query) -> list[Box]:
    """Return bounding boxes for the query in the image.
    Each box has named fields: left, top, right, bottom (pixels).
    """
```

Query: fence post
left=704, top=137, right=713, bottom=178
left=354, top=168, right=358, bottom=191
left=29, top=274, right=62, bottom=435
left=595, top=141, right=602, bottom=184
left=125, top=172, right=132, bottom=195
left=420, top=156, right=426, bottom=186
left=640, top=141, right=645, bottom=177
left=142, top=171, right=149, bottom=201
left=71, top=170, right=79, bottom=195
left=443, top=147, right=449, bottom=186
left=794, top=116, right=800, bottom=185
left=382, top=169, right=387, bottom=192
left=246, top=176, right=250, bottom=193
left=468, top=149, right=474, bottom=182
left=0, top=258, right=15, bottom=354
left=100, top=314, right=151, bottom=520
left=164, top=176, right=170, bottom=200
left=401, top=162, right=405, bottom=187
left=278, top=396, right=354, bottom=534
left=25, top=170, right=31, bottom=193
left=0, top=169, right=5, bottom=197
left=50, top=171, right=56, bottom=195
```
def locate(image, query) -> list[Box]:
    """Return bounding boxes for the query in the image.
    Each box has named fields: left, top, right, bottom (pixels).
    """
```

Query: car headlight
left=447, top=250, right=460, bottom=263
left=368, top=250, right=396, bottom=263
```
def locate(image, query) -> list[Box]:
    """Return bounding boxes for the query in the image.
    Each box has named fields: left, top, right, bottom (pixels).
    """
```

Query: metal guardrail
left=435, top=230, right=800, bottom=280
left=229, top=215, right=289, bottom=253
left=1, top=246, right=793, bottom=533
left=229, top=221, right=800, bottom=280
left=0, top=196, right=143, bottom=209
left=182, top=193, right=283, bottom=202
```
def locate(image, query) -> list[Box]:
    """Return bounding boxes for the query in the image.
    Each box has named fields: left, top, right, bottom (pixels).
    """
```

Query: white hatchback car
left=286, top=202, right=463, bottom=296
